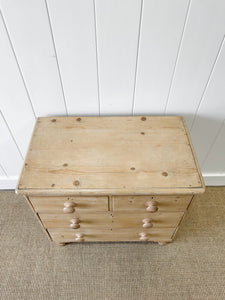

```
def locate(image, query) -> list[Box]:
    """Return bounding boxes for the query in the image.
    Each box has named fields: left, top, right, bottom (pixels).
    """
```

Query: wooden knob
left=75, top=233, right=84, bottom=242
left=139, top=232, right=148, bottom=241
left=146, top=200, right=158, bottom=212
left=63, top=201, right=76, bottom=213
left=70, top=218, right=80, bottom=229
left=142, top=218, right=153, bottom=228
left=70, top=223, right=80, bottom=229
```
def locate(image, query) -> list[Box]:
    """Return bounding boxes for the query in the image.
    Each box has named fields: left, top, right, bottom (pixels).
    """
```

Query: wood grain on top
left=16, top=116, right=205, bottom=195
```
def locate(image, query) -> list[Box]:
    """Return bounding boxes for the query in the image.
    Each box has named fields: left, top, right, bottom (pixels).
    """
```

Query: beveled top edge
left=16, top=186, right=205, bottom=196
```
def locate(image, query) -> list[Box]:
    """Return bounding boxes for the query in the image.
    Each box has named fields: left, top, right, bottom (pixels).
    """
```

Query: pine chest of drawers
left=16, top=116, right=205, bottom=246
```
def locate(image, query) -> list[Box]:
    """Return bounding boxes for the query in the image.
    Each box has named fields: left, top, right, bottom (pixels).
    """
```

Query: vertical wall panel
left=0, top=14, right=35, bottom=156
left=202, top=121, right=225, bottom=173
left=0, top=165, right=6, bottom=176
left=0, top=113, right=23, bottom=176
left=0, top=0, right=67, bottom=116
left=190, top=41, right=225, bottom=167
left=165, top=0, right=225, bottom=128
left=47, top=0, right=99, bottom=115
left=134, top=0, right=189, bottom=114
left=95, top=0, right=142, bottom=115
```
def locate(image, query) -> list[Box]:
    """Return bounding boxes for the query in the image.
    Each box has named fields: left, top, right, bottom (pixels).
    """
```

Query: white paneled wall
left=134, top=0, right=190, bottom=114
left=96, top=0, right=142, bottom=115
left=1, top=0, right=67, bottom=117
left=47, top=0, right=99, bottom=115
left=0, top=0, right=225, bottom=188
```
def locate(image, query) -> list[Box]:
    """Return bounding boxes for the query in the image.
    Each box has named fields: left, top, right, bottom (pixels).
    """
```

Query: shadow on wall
left=162, top=113, right=224, bottom=173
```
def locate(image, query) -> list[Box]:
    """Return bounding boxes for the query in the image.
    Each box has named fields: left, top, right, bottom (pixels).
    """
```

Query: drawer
left=29, top=196, right=108, bottom=213
left=39, top=212, right=112, bottom=229
left=112, top=211, right=184, bottom=228
left=113, top=195, right=192, bottom=212
left=48, top=227, right=175, bottom=243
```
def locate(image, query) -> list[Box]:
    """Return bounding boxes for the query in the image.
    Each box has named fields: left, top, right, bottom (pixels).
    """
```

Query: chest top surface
left=16, top=116, right=205, bottom=196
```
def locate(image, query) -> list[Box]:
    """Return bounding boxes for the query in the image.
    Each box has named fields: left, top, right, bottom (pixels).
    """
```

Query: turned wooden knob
left=139, top=232, right=148, bottom=241
left=142, top=218, right=153, bottom=228
left=70, top=218, right=80, bottom=229
left=63, top=201, right=76, bottom=213
left=75, top=233, right=84, bottom=242
left=146, top=200, right=158, bottom=212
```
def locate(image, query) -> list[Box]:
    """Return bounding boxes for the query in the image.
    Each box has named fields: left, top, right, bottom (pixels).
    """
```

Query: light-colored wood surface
left=29, top=196, right=108, bottom=213
left=39, top=212, right=112, bottom=229
left=57, top=242, right=66, bottom=246
left=113, top=195, right=192, bottom=212
left=48, top=227, right=175, bottom=243
left=182, top=118, right=205, bottom=190
left=38, top=211, right=183, bottom=231
left=111, top=212, right=184, bottom=229
left=16, top=116, right=204, bottom=244
left=16, top=116, right=204, bottom=195
left=158, top=242, right=168, bottom=246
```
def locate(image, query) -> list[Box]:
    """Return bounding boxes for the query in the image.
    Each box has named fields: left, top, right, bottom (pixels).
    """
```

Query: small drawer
left=29, top=196, right=108, bottom=213
left=113, top=195, right=192, bottom=212
left=39, top=212, right=112, bottom=229
left=48, top=228, right=113, bottom=242
left=112, top=211, right=184, bottom=229
left=48, top=227, right=175, bottom=243
left=110, top=228, right=175, bottom=242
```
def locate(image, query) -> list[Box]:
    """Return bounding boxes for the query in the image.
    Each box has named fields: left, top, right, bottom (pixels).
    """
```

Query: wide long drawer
left=112, top=211, right=184, bottom=228
left=48, top=227, right=175, bottom=242
left=113, top=195, right=192, bottom=212
left=29, top=196, right=109, bottom=213
left=39, top=212, right=112, bottom=229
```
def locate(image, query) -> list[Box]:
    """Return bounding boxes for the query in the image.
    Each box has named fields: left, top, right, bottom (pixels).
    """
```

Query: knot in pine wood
left=162, top=172, right=168, bottom=177
left=73, top=180, right=80, bottom=186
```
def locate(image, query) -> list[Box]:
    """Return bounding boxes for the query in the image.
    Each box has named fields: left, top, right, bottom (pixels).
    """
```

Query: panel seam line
left=44, top=0, right=68, bottom=116
left=0, top=110, right=24, bottom=159
left=0, top=164, right=8, bottom=177
left=190, top=35, right=225, bottom=131
left=201, top=119, right=225, bottom=169
left=132, top=0, right=144, bottom=116
left=164, top=0, right=192, bottom=114
left=0, top=10, right=36, bottom=119
left=93, top=0, right=101, bottom=116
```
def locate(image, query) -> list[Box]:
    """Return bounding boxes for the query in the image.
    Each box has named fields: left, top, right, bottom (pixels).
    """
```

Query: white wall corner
left=0, top=176, right=18, bottom=189
left=202, top=173, right=225, bottom=186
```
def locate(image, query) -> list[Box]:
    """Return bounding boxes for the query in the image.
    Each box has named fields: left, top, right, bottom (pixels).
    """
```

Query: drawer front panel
left=113, top=195, right=192, bottom=212
left=112, top=212, right=184, bottom=228
left=29, top=196, right=108, bottom=213
left=39, top=212, right=112, bottom=229
left=48, top=227, right=175, bottom=242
